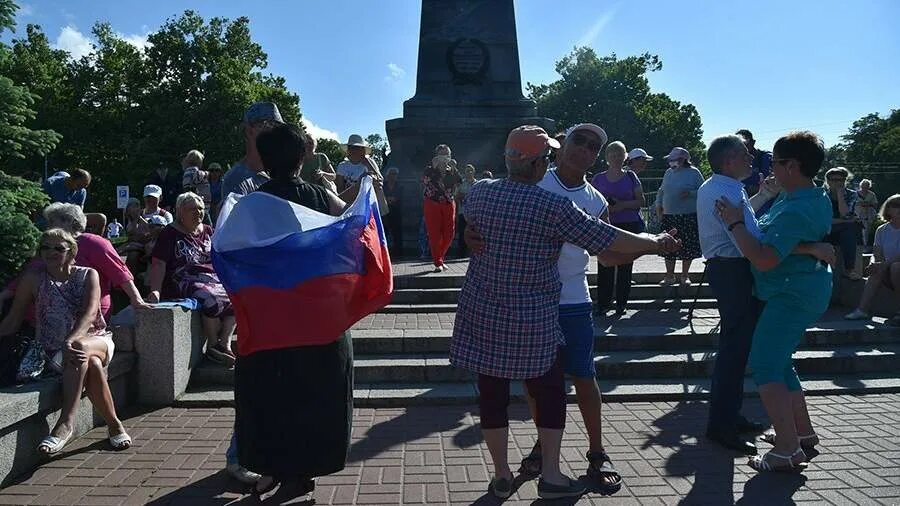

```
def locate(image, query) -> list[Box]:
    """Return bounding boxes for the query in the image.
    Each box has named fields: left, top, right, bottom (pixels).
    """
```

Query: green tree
left=365, top=133, right=388, bottom=165
left=0, top=1, right=61, bottom=164
left=2, top=11, right=302, bottom=213
left=528, top=47, right=707, bottom=172
left=317, top=138, right=345, bottom=166
left=0, top=171, right=46, bottom=286
left=840, top=110, right=900, bottom=163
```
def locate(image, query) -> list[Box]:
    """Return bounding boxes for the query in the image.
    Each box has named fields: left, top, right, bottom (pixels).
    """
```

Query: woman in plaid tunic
left=451, top=126, right=679, bottom=499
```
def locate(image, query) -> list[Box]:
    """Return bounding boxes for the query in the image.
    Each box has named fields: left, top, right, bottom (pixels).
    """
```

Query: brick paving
left=2, top=394, right=899, bottom=505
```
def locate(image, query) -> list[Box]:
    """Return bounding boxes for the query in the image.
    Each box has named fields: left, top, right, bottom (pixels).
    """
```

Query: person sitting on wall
left=823, top=167, right=862, bottom=280
left=0, top=229, right=133, bottom=455
left=845, top=194, right=900, bottom=324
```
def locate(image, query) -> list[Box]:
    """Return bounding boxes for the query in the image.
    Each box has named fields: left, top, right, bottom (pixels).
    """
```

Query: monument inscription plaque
left=448, top=38, right=489, bottom=84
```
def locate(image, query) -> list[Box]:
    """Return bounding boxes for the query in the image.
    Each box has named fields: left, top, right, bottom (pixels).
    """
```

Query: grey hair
left=385, top=167, right=400, bottom=176
left=860, top=178, right=872, bottom=188
left=175, top=192, right=204, bottom=215
left=707, top=135, right=747, bottom=174
left=43, top=202, right=87, bottom=234
left=505, top=157, right=535, bottom=178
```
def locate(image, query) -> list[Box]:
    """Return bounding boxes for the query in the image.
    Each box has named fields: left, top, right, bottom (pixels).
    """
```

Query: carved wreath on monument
left=446, top=38, right=489, bottom=85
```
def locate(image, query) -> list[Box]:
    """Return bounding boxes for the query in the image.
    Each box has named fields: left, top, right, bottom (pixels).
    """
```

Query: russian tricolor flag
left=212, top=177, right=393, bottom=356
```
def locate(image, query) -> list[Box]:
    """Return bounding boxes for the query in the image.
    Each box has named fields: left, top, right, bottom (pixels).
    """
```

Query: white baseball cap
left=626, top=148, right=653, bottom=161
left=143, top=184, right=162, bottom=199
left=664, top=147, right=691, bottom=161
left=564, top=123, right=609, bottom=147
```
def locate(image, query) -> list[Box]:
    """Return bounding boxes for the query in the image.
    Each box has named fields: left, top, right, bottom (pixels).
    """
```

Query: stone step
left=391, top=284, right=713, bottom=304
left=190, top=344, right=900, bottom=386
left=378, top=298, right=720, bottom=314
left=393, top=271, right=705, bottom=290
left=347, top=319, right=900, bottom=354
left=176, top=374, right=900, bottom=408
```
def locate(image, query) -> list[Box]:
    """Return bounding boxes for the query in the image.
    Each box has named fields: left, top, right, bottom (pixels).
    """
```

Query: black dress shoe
left=706, top=431, right=758, bottom=455
left=736, top=418, right=766, bottom=434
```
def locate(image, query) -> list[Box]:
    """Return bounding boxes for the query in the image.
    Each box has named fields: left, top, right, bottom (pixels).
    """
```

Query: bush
left=0, top=171, right=46, bottom=287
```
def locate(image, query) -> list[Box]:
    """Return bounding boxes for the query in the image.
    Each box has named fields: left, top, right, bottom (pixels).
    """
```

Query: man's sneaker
left=844, top=308, right=870, bottom=320
left=207, top=344, right=236, bottom=367
left=227, top=463, right=261, bottom=484
left=537, top=476, right=586, bottom=499
left=659, top=276, right=677, bottom=286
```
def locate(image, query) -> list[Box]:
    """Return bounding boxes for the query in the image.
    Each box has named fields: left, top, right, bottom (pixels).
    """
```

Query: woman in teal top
left=717, top=131, right=833, bottom=473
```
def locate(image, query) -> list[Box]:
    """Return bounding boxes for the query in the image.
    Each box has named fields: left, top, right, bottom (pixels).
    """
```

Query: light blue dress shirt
left=696, top=173, right=763, bottom=259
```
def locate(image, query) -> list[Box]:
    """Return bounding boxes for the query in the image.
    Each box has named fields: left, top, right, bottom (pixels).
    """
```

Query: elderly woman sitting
left=0, top=229, right=132, bottom=454
left=5, top=203, right=149, bottom=320
left=147, top=192, right=236, bottom=366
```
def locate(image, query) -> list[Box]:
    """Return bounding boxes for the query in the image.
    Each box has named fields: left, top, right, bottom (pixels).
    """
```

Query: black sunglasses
left=40, top=245, right=70, bottom=253
left=571, top=133, right=603, bottom=152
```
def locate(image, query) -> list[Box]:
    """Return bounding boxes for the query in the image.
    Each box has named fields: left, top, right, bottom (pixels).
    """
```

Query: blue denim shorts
left=559, top=303, right=596, bottom=378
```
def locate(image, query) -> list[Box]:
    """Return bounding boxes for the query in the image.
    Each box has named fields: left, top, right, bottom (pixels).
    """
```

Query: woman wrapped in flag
left=212, top=124, right=392, bottom=497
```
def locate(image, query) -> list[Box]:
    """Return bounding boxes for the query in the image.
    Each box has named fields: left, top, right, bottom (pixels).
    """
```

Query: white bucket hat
left=343, top=134, right=371, bottom=153
left=626, top=148, right=654, bottom=161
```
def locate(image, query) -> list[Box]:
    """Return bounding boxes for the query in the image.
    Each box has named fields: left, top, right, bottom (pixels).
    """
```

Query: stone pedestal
left=134, top=306, right=204, bottom=406
left=386, top=0, right=554, bottom=255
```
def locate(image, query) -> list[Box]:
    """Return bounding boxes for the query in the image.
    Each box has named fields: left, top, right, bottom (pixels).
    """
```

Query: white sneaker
left=227, top=463, right=261, bottom=484
left=659, top=276, right=676, bottom=286
left=844, top=309, right=871, bottom=320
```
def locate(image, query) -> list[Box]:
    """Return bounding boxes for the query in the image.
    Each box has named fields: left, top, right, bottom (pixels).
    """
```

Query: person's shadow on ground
left=642, top=400, right=742, bottom=505
left=737, top=472, right=807, bottom=505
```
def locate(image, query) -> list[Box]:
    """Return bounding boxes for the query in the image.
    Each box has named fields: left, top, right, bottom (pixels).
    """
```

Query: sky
left=9, top=0, right=900, bottom=153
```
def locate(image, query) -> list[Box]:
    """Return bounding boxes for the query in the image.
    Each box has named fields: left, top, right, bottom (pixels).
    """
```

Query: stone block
left=0, top=354, right=135, bottom=486
left=134, top=306, right=204, bottom=406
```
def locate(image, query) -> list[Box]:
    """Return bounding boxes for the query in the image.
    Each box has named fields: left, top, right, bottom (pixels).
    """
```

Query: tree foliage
left=0, top=10, right=301, bottom=212
left=837, top=110, right=900, bottom=164
left=528, top=48, right=706, bottom=171
left=317, top=138, right=345, bottom=166
left=0, top=171, right=45, bottom=287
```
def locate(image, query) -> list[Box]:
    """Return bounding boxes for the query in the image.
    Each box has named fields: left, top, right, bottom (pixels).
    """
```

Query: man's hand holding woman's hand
left=654, top=228, right=681, bottom=255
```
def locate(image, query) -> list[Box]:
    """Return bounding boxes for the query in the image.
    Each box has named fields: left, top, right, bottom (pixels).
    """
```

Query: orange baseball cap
left=505, top=125, right=561, bottom=161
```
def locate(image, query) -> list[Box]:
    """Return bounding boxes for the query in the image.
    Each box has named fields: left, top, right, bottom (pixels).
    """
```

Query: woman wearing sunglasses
left=0, top=229, right=131, bottom=455
left=716, top=131, right=832, bottom=473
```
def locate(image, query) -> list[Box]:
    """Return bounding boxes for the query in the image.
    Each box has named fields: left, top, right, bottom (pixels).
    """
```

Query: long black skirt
left=234, top=333, right=353, bottom=479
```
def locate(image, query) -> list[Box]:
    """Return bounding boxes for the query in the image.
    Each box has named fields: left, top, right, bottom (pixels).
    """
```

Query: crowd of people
left=1, top=95, right=897, bottom=501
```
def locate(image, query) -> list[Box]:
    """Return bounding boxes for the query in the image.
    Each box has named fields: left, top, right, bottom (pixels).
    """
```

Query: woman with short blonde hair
left=0, top=229, right=132, bottom=455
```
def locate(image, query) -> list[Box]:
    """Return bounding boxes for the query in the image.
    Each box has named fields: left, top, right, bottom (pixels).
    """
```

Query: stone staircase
left=178, top=258, right=900, bottom=407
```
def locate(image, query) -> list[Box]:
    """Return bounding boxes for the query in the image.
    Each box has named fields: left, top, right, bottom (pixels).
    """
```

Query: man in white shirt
left=335, top=134, right=371, bottom=192
left=697, top=134, right=833, bottom=455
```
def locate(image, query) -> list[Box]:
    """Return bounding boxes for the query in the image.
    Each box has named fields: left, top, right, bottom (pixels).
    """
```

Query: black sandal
left=518, top=441, right=542, bottom=477
left=252, top=476, right=280, bottom=497
left=586, top=450, right=622, bottom=488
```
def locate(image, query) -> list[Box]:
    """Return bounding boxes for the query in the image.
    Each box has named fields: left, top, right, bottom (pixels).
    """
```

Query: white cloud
left=577, top=8, right=618, bottom=47
left=384, top=62, right=406, bottom=82
left=119, top=31, right=151, bottom=52
left=302, top=117, right=339, bottom=141
left=55, top=25, right=93, bottom=60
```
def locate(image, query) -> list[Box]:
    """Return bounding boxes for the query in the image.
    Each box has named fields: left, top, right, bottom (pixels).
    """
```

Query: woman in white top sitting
left=846, top=194, right=900, bottom=324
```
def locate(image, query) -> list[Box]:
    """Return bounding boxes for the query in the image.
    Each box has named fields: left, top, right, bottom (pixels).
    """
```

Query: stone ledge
left=0, top=352, right=135, bottom=431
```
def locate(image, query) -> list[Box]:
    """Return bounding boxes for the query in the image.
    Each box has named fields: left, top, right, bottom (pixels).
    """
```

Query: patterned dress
left=450, top=179, right=618, bottom=380
left=36, top=266, right=114, bottom=369
left=151, top=224, right=233, bottom=318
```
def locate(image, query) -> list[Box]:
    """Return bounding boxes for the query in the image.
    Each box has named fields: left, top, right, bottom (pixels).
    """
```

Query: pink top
left=75, top=233, right=133, bottom=319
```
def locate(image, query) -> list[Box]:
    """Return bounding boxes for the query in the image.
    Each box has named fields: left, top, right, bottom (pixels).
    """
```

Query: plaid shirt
left=450, top=179, right=618, bottom=379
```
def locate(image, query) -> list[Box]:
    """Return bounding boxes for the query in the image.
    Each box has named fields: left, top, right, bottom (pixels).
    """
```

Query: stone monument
left=386, top=0, right=554, bottom=254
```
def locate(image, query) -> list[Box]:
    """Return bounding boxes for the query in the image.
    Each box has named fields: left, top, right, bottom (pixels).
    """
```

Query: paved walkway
left=2, top=394, right=899, bottom=505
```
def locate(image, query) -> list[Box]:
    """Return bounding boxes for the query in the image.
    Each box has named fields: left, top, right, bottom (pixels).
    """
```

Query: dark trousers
left=478, top=356, right=565, bottom=430
left=457, top=214, right=468, bottom=257
left=826, top=222, right=861, bottom=270
left=385, top=209, right=403, bottom=256
left=597, top=221, right=644, bottom=308
left=706, top=257, right=764, bottom=435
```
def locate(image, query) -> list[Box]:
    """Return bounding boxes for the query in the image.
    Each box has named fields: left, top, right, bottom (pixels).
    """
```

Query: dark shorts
left=559, top=303, right=596, bottom=378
